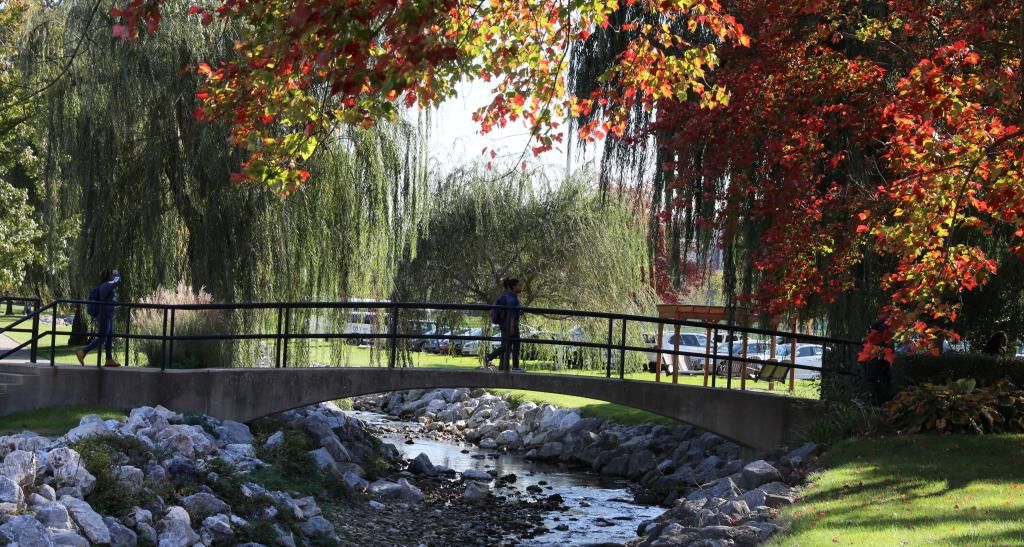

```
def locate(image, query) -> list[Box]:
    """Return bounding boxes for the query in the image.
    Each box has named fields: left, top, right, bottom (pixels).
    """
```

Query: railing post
left=389, top=305, right=399, bottom=368
left=703, top=326, right=712, bottom=387
left=726, top=327, right=734, bottom=389
left=50, top=304, right=57, bottom=366
left=160, top=308, right=168, bottom=371
left=618, top=319, right=626, bottom=380
left=168, top=309, right=176, bottom=369
left=124, top=309, right=131, bottom=368
left=282, top=306, right=291, bottom=368
left=605, top=318, right=613, bottom=378
left=29, top=299, right=39, bottom=363
left=740, top=331, right=749, bottom=391
left=711, top=327, right=718, bottom=387
left=274, top=307, right=283, bottom=368
left=654, top=322, right=664, bottom=383
left=672, top=323, right=681, bottom=385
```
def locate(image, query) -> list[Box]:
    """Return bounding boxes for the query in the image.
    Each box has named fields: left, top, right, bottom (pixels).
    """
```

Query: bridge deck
left=0, top=363, right=820, bottom=452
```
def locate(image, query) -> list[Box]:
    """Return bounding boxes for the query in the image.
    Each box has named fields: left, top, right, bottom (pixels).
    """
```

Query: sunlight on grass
left=0, top=405, right=126, bottom=436
left=773, top=434, right=1024, bottom=546
left=490, top=389, right=679, bottom=425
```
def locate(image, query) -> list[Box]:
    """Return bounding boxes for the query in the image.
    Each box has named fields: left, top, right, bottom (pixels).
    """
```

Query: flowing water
left=351, top=411, right=664, bottom=546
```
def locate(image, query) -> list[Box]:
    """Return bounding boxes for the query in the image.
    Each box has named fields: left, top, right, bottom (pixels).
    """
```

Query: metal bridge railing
left=0, top=297, right=863, bottom=395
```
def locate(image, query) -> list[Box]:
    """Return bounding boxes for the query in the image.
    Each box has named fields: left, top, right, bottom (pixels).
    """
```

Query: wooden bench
left=755, top=360, right=792, bottom=383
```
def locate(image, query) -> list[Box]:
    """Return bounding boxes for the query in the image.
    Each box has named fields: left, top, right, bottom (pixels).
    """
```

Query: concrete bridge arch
left=0, top=364, right=820, bottom=452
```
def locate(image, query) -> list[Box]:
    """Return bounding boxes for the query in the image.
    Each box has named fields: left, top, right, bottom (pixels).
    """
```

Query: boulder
left=600, top=455, right=629, bottom=477
left=367, top=479, right=423, bottom=503
left=64, top=419, right=110, bottom=444
left=342, top=471, right=369, bottom=492
left=320, top=436, right=352, bottom=463
left=115, top=466, right=144, bottom=497
left=36, top=484, right=56, bottom=501
left=214, top=421, right=254, bottom=445
left=180, top=492, right=230, bottom=520
left=0, top=475, right=24, bottom=505
left=407, top=453, right=436, bottom=476
left=47, top=448, right=96, bottom=496
left=461, top=469, right=491, bottom=482
left=299, top=516, right=337, bottom=541
left=264, top=431, right=285, bottom=449
left=0, top=515, right=54, bottom=547
left=2, top=450, right=38, bottom=487
left=51, top=531, right=89, bottom=547
left=272, top=523, right=297, bottom=547
left=124, top=506, right=153, bottom=528
left=201, top=514, right=234, bottom=543
left=627, top=450, right=657, bottom=479
left=153, top=425, right=215, bottom=458
left=135, top=523, right=158, bottom=545
left=478, top=438, right=498, bottom=449
left=494, top=430, right=520, bottom=446
left=103, top=516, right=137, bottom=547
left=463, top=481, right=490, bottom=502
left=536, top=442, right=564, bottom=459
left=706, top=477, right=743, bottom=500
left=786, top=442, right=817, bottom=467
left=156, top=506, right=200, bottom=547
left=61, top=496, right=111, bottom=544
left=309, top=448, right=339, bottom=475
left=739, top=460, right=782, bottom=490
left=35, top=501, right=74, bottom=531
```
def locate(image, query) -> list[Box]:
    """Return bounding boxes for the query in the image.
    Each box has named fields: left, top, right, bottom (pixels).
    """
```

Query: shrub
left=892, top=352, right=1024, bottom=389
left=886, top=378, right=1024, bottom=435
left=74, top=434, right=153, bottom=516
left=133, top=283, right=232, bottom=369
left=802, top=399, right=887, bottom=445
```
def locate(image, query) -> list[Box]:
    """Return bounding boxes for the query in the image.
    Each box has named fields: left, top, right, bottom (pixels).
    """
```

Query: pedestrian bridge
left=0, top=363, right=820, bottom=452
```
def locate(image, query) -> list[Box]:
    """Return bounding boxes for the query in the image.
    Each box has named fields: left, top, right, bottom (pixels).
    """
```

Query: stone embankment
left=357, top=388, right=819, bottom=546
left=0, top=402, right=567, bottom=547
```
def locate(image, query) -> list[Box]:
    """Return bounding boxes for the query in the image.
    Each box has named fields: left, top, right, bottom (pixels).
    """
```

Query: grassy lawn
left=490, top=389, right=679, bottom=425
left=773, top=434, right=1024, bottom=546
left=0, top=405, right=126, bottom=436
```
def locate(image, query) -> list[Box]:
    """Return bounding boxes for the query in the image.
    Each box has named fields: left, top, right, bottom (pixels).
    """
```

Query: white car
left=460, top=331, right=501, bottom=356
left=771, top=344, right=824, bottom=379
left=646, top=332, right=709, bottom=374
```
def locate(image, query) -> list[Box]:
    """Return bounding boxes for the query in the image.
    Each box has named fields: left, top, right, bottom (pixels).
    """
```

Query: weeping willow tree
left=16, top=0, right=428, bottom=365
left=397, top=165, right=656, bottom=370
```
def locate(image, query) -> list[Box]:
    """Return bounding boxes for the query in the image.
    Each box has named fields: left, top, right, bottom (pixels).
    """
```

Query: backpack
left=489, top=294, right=506, bottom=325
left=86, top=286, right=101, bottom=318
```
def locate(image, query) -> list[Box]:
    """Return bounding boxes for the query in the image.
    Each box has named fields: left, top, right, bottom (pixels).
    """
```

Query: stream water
left=351, top=411, right=664, bottom=546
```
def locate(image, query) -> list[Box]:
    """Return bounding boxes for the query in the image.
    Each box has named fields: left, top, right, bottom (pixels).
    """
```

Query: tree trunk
left=67, top=306, right=89, bottom=346
left=4, top=300, right=11, bottom=315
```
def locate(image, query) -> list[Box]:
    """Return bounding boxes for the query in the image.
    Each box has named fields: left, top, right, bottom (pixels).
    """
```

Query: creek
left=352, top=410, right=664, bottom=546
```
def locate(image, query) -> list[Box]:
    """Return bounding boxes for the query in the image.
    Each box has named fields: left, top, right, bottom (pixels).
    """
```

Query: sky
left=420, top=79, right=599, bottom=177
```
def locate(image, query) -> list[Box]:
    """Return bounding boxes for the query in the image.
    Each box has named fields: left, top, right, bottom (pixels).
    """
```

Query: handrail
left=0, top=297, right=862, bottom=395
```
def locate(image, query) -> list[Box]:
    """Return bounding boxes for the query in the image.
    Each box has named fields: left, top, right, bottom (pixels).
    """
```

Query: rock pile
left=0, top=403, right=392, bottom=547
left=357, top=388, right=820, bottom=546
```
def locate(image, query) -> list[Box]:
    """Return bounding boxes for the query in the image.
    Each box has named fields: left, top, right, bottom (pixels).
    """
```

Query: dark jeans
left=83, top=316, right=114, bottom=360
left=486, top=325, right=521, bottom=371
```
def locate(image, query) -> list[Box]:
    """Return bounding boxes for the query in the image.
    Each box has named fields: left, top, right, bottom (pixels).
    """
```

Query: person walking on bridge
left=486, top=278, right=524, bottom=373
left=76, top=269, right=122, bottom=367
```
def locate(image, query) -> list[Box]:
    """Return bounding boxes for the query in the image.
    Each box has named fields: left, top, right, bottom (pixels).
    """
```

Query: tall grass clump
left=134, top=283, right=232, bottom=368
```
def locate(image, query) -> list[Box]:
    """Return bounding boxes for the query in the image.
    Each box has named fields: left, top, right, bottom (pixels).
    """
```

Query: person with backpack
left=76, top=269, right=122, bottom=367
left=485, top=278, right=524, bottom=372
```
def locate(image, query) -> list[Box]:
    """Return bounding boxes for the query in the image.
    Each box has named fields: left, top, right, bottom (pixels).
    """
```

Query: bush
left=886, top=378, right=1024, bottom=435
left=802, top=399, right=887, bottom=445
left=892, top=352, right=1024, bottom=389
left=133, top=283, right=232, bottom=369
left=74, top=434, right=153, bottom=516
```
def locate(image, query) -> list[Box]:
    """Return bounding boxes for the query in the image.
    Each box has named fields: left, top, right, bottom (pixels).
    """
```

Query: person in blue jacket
left=485, top=278, right=524, bottom=372
left=76, top=269, right=122, bottom=367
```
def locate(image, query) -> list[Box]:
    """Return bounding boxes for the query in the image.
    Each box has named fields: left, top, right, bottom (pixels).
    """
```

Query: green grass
left=490, top=389, right=679, bottom=425
left=0, top=405, right=127, bottom=436
left=773, top=434, right=1024, bottom=546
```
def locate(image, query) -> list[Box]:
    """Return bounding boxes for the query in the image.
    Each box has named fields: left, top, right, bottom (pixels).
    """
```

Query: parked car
left=461, top=331, right=501, bottom=356
left=713, top=341, right=773, bottom=377
left=646, top=332, right=709, bottom=374
left=452, top=328, right=481, bottom=355
left=422, top=330, right=451, bottom=354
left=771, top=344, right=824, bottom=379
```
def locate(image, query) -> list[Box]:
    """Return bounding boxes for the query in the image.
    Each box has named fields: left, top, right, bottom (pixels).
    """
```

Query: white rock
left=0, top=475, right=24, bottom=505
left=180, top=492, right=230, bottom=520
left=0, top=515, right=55, bottom=547
left=51, top=531, right=89, bottom=547
left=153, top=425, right=215, bottom=458
left=214, top=421, right=254, bottom=445
left=35, top=501, right=74, bottom=531
left=64, top=421, right=110, bottom=444
left=201, top=514, right=233, bottom=543
left=739, top=460, right=782, bottom=490
left=343, top=471, right=369, bottom=492
left=299, top=516, right=336, bottom=541
left=265, top=431, right=285, bottom=449
left=495, top=430, right=520, bottom=446
left=47, top=448, right=96, bottom=496
left=2, top=450, right=38, bottom=487
left=61, top=496, right=111, bottom=544
left=461, top=469, right=492, bottom=482
left=115, top=466, right=144, bottom=497
left=36, top=484, right=56, bottom=501
left=103, top=516, right=137, bottom=547
left=156, top=506, right=199, bottom=547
